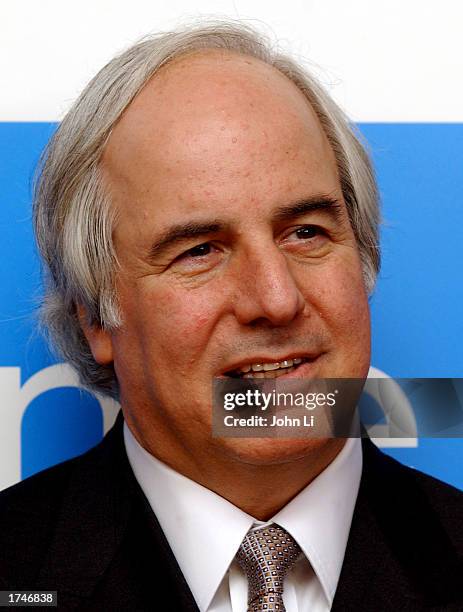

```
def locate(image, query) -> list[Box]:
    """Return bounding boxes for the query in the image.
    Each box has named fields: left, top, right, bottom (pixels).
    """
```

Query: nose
left=232, top=245, right=306, bottom=327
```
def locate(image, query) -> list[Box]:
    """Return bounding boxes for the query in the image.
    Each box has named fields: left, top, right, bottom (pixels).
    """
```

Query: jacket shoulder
left=333, top=440, right=463, bottom=610
left=392, top=450, right=463, bottom=555
left=0, top=442, right=104, bottom=588
left=364, top=440, right=463, bottom=538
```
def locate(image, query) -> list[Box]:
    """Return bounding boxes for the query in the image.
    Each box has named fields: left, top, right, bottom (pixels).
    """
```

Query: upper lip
left=219, top=352, right=320, bottom=376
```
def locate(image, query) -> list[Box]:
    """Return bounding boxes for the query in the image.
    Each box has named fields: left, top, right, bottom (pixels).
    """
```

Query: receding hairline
left=104, top=46, right=321, bottom=137
left=142, top=46, right=289, bottom=80
left=100, top=45, right=333, bottom=193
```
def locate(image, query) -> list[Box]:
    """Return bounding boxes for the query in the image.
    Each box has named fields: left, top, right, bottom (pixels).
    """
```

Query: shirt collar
left=124, top=423, right=361, bottom=610
left=272, top=436, right=362, bottom=603
left=124, top=423, right=255, bottom=610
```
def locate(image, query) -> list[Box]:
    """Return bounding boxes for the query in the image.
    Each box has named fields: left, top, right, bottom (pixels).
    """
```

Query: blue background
left=1, top=122, right=462, bottom=489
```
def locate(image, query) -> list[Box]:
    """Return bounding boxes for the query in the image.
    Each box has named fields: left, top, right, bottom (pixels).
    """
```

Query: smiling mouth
left=225, top=357, right=311, bottom=379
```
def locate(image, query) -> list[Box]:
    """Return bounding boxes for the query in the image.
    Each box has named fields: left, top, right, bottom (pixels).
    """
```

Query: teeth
left=238, top=358, right=303, bottom=374
left=263, top=362, right=280, bottom=371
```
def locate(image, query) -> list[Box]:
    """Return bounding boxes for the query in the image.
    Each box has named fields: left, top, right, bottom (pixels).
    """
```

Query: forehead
left=101, top=50, right=341, bottom=227
left=107, top=49, right=323, bottom=145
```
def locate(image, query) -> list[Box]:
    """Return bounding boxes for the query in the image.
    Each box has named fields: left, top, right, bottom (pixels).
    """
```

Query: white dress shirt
left=124, top=424, right=362, bottom=611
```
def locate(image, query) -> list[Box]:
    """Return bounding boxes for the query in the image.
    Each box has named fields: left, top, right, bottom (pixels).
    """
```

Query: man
left=0, top=22, right=462, bottom=611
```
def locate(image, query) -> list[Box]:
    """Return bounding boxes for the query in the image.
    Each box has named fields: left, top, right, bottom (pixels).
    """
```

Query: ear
left=77, top=304, right=114, bottom=365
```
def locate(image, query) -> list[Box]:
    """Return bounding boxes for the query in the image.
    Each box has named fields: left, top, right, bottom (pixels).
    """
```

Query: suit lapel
left=332, top=438, right=462, bottom=610
left=36, top=411, right=200, bottom=610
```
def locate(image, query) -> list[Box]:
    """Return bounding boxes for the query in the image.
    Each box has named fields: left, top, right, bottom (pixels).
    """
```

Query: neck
left=216, top=439, right=345, bottom=521
left=197, top=439, right=346, bottom=520
left=125, top=410, right=345, bottom=520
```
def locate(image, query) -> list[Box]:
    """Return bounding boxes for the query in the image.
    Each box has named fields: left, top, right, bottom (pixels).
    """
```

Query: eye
left=286, top=225, right=325, bottom=242
left=281, top=224, right=329, bottom=256
left=182, top=243, right=212, bottom=258
left=169, top=240, right=224, bottom=277
left=294, top=225, right=321, bottom=240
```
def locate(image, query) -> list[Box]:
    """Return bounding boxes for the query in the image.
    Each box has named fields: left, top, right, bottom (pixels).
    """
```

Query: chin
left=218, top=436, right=338, bottom=467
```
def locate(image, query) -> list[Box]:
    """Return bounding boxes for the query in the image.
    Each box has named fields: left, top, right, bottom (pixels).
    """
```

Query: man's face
left=93, top=51, right=370, bottom=469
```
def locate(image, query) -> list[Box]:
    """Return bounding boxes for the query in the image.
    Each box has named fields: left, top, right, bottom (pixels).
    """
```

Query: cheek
left=312, top=262, right=371, bottom=380
left=326, top=262, right=371, bottom=371
left=307, top=258, right=370, bottom=337
left=334, top=274, right=370, bottom=327
left=131, top=283, right=220, bottom=353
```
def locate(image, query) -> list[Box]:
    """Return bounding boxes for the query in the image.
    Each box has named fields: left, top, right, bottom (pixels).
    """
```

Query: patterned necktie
left=236, top=523, right=302, bottom=612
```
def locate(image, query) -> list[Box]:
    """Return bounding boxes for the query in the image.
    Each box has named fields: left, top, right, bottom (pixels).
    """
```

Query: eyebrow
left=272, top=195, right=343, bottom=222
left=147, top=221, right=225, bottom=260
left=146, top=195, right=343, bottom=260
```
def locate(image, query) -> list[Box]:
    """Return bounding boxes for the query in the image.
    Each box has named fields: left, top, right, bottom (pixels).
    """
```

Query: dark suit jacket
left=0, top=411, right=462, bottom=611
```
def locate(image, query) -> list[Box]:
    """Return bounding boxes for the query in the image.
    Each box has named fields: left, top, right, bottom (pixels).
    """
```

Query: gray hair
left=33, top=21, right=380, bottom=399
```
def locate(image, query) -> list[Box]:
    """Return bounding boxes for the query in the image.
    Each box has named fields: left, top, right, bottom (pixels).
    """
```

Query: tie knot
left=236, top=524, right=302, bottom=611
